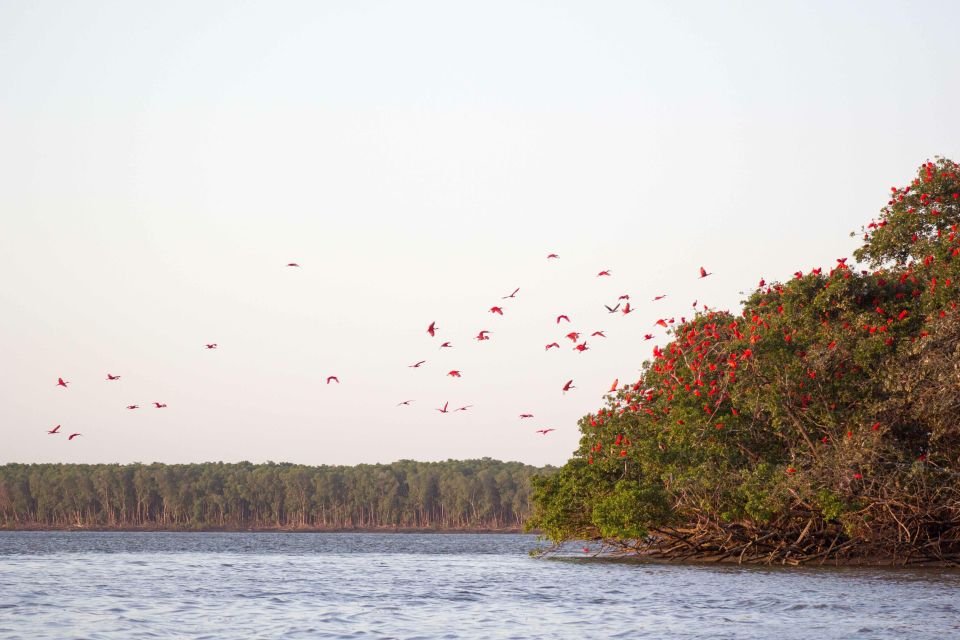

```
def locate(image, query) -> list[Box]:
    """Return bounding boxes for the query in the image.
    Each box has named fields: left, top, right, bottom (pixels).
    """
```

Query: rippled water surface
left=1, top=532, right=958, bottom=639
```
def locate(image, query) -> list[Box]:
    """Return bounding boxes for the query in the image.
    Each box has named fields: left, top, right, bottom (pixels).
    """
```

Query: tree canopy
left=527, top=158, right=960, bottom=565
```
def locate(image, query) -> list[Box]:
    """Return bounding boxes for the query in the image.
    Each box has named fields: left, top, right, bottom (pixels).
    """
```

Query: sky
left=2, top=0, right=959, bottom=467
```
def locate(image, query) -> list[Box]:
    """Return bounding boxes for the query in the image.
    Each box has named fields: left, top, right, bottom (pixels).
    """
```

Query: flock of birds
left=48, top=256, right=716, bottom=443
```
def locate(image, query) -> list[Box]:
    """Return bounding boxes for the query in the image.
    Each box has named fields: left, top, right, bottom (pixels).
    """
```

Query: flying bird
left=409, top=360, right=426, bottom=368
left=427, top=321, right=438, bottom=337
left=56, top=378, right=69, bottom=388
left=447, top=370, right=462, bottom=378
left=397, top=400, right=414, bottom=406
left=604, top=303, right=620, bottom=314
left=536, top=429, right=556, bottom=435
left=286, top=263, right=301, bottom=267
left=618, top=294, right=630, bottom=300
left=502, top=288, right=520, bottom=299
left=609, top=379, right=619, bottom=393
left=153, top=402, right=167, bottom=408
left=454, top=405, right=473, bottom=412
left=437, top=401, right=450, bottom=414
left=47, top=425, right=61, bottom=434
left=106, top=374, right=121, bottom=381
left=68, top=433, right=82, bottom=441
left=565, top=332, right=580, bottom=342
left=699, top=266, right=712, bottom=279
left=653, top=295, right=667, bottom=301
left=205, top=344, right=218, bottom=350
left=439, top=341, right=453, bottom=349
left=597, top=270, right=611, bottom=277
left=556, top=315, right=570, bottom=324
left=644, top=334, right=654, bottom=341
left=489, top=306, right=504, bottom=315
left=547, top=253, right=559, bottom=260
left=475, top=331, right=491, bottom=341
left=519, top=414, right=534, bottom=419
left=591, top=331, right=606, bottom=338
left=545, top=342, right=560, bottom=350
left=574, top=342, right=589, bottom=353
left=562, top=380, right=575, bottom=393
left=655, top=319, right=668, bottom=328
left=326, top=376, right=340, bottom=384
left=621, top=303, right=633, bottom=315
left=126, top=405, right=139, bottom=410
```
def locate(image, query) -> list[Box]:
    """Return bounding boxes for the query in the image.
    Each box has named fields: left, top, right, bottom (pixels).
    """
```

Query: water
left=0, top=533, right=958, bottom=639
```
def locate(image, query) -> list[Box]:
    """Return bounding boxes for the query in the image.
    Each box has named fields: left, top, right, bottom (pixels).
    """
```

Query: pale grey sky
left=2, top=0, right=958, bottom=466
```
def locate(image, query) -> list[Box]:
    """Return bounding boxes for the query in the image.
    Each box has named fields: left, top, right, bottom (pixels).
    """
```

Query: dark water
left=0, top=533, right=958, bottom=639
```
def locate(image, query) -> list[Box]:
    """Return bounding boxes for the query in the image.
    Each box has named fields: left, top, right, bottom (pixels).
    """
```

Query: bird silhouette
left=609, top=379, right=619, bottom=393
left=326, top=376, right=340, bottom=384
left=106, top=374, right=121, bottom=381
left=562, top=380, right=575, bottom=393
left=427, top=321, right=438, bottom=337
left=547, top=253, right=559, bottom=260
left=536, top=428, right=556, bottom=435
left=699, top=266, right=712, bottom=278
left=47, top=425, right=61, bottom=434
left=286, top=263, right=301, bottom=267
left=437, top=401, right=450, bottom=413
left=653, top=295, right=667, bottom=301
left=153, top=402, right=167, bottom=408
left=604, top=303, right=620, bottom=313
left=591, top=331, right=606, bottom=338
left=447, top=370, right=462, bottom=378
left=454, top=405, right=473, bottom=412
left=475, top=331, right=491, bottom=341
left=68, top=433, right=82, bottom=441
left=556, top=315, right=570, bottom=324
left=205, top=344, right=218, bottom=350
left=439, top=341, right=453, bottom=349
left=489, top=306, right=504, bottom=315
left=409, top=360, right=426, bottom=368
left=57, top=378, right=69, bottom=388
left=597, top=270, right=611, bottom=277
left=397, top=400, right=414, bottom=406
left=545, top=342, right=560, bottom=350
left=519, top=413, right=534, bottom=419
left=502, top=288, right=520, bottom=299
left=126, top=405, right=139, bottom=410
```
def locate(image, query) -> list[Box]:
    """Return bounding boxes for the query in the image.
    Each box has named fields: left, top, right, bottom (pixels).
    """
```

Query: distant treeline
left=0, top=459, right=551, bottom=531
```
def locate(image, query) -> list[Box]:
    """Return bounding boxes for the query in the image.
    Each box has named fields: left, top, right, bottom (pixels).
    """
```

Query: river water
left=0, top=532, right=957, bottom=639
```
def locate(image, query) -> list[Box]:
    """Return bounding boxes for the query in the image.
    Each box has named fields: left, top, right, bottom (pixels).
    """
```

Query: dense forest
left=528, top=159, right=960, bottom=565
left=0, top=459, right=548, bottom=531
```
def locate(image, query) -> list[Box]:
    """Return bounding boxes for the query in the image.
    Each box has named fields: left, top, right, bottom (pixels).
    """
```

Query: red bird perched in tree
left=436, top=401, right=450, bottom=414
left=547, top=253, right=559, bottom=260
left=574, top=342, right=589, bottom=353
left=205, top=344, right=218, bottom=350
left=126, top=405, right=139, bottom=410
left=565, top=332, right=580, bottom=342
left=489, top=306, right=504, bottom=315
left=427, top=321, right=438, bottom=337
left=536, top=428, right=556, bottom=435
left=699, top=266, right=712, bottom=278
left=597, top=270, right=611, bottom=277
left=68, top=433, right=82, bottom=441
left=440, top=341, right=452, bottom=349
left=286, top=263, right=301, bottom=267
left=758, top=278, right=766, bottom=288
left=106, top=374, right=121, bottom=381
left=326, top=376, right=339, bottom=384
left=653, top=295, right=667, bottom=301
left=475, top=330, right=491, bottom=341
left=519, top=413, right=534, bottom=419
left=397, top=400, right=414, bottom=406
left=409, top=360, right=426, bottom=368
left=447, top=370, right=461, bottom=377
left=556, top=315, right=570, bottom=324
left=502, top=288, right=519, bottom=299
left=47, top=425, right=61, bottom=434
left=793, top=271, right=803, bottom=279
left=591, top=331, right=606, bottom=338
left=545, top=342, right=560, bottom=350
left=609, top=379, right=619, bottom=393
left=153, top=402, right=167, bottom=408
left=562, top=380, right=575, bottom=393
left=57, top=378, right=69, bottom=388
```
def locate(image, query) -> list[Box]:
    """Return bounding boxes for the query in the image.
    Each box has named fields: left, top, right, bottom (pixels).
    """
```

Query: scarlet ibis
left=68, top=433, right=82, bottom=440
left=545, top=342, right=560, bottom=350
left=609, top=379, right=618, bottom=393
left=475, top=331, right=491, bottom=341
left=653, top=295, right=667, bottom=301
left=489, top=306, right=503, bottom=315
left=47, top=425, right=61, bottom=434
left=643, top=334, right=654, bottom=340
left=597, top=270, right=611, bottom=277
left=547, top=253, right=559, bottom=259
left=440, top=341, right=452, bottom=349
left=536, top=428, right=556, bottom=435
left=106, top=374, right=121, bottom=381
left=699, top=266, right=712, bottom=278
left=604, top=303, right=620, bottom=313
left=618, top=294, right=630, bottom=300
left=57, top=378, right=69, bottom=388
left=437, top=401, right=450, bottom=413
left=591, top=331, right=606, bottom=338
left=574, top=342, right=589, bottom=353
left=565, top=332, right=580, bottom=342
left=556, top=315, right=570, bottom=324
left=454, top=405, right=473, bottom=412
left=397, top=400, right=414, bottom=406
left=326, top=376, right=339, bottom=384
left=447, top=370, right=462, bottom=377
left=427, top=321, right=438, bottom=337
left=519, top=414, right=534, bottom=419
left=126, top=405, right=139, bottom=410
left=287, top=263, right=301, bottom=267
left=409, top=360, right=426, bottom=368
left=562, top=380, right=575, bottom=393
left=502, top=288, right=519, bottom=299
left=153, top=402, right=167, bottom=408
left=621, top=303, right=633, bottom=315
left=205, top=344, right=218, bottom=350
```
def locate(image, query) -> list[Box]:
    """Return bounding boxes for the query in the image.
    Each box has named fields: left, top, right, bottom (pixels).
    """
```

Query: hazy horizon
left=3, top=0, right=960, bottom=467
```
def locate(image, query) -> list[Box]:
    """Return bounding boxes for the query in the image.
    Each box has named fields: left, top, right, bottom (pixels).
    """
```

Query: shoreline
left=0, top=525, right=529, bottom=534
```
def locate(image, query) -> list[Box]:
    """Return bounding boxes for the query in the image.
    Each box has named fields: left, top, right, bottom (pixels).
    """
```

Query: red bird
left=597, top=270, right=611, bottom=277
left=591, top=331, right=606, bottom=338
left=556, top=315, right=570, bottom=324
left=536, top=428, right=556, bottom=435
left=519, top=414, right=534, bottom=419
left=502, top=288, right=520, bottom=299
left=440, top=341, right=453, bottom=349
left=562, top=380, right=575, bottom=393
left=489, top=306, right=504, bottom=315
left=547, top=253, right=559, bottom=260
left=699, top=266, right=712, bottom=278
left=475, top=331, right=491, bottom=341
left=205, top=344, right=218, bottom=350
left=409, top=360, right=426, bottom=368
left=68, top=433, right=82, bottom=441
left=618, top=294, right=630, bottom=300
left=621, top=303, right=633, bottom=315
left=126, top=405, right=139, bottom=410
left=427, top=321, right=438, bottom=337
left=565, top=332, right=580, bottom=342
left=644, top=334, right=654, bottom=340
left=447, top=370, right=462, bottom=377
left=397, top=400, right=414, bottom=406
left=153, top=402, right=167, bottom=408
left=609, top=379, right=619, bottom=393
left=106, top=374, right=121, bottom=381
left=437, top=401, right=450, bottom=414
left=758, top=278, right=766, bottom=288
left=327, top=376, right=340, bottom=384
left=454, top=405, right=473, bottom=412
left=545, top=342, right=560, bottom=350
left=47, top=425, right=61, bottom=434
left=287, top=263, right=301, bottom=267
left=655, top=319, right=668, bottom=328
left=57, top=378, right=69, bottom=388
left=653, top=295, right=667, bottom=301
left=574, top=342, right=589, bottom=353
